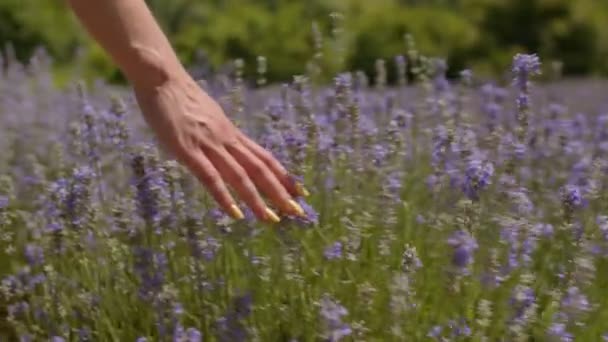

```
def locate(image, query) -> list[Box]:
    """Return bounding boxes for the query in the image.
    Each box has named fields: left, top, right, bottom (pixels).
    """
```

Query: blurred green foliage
left=1, top=0, right=607, bottom=84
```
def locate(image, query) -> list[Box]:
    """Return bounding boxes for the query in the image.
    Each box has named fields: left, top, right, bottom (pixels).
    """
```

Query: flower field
left=2, top=45, right=608, bottom=341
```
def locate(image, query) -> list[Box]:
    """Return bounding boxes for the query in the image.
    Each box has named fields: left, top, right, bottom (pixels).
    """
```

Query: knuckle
left=233, top=172, right=250, bottom=189
left=249, top=160, right=267, bottom=179
left=198, top=169, right=218, bottom=186
left=267, top=155, right=287, bottom=174
left=224, top=137, right=240, bottom=149
left=177, top=133, right=198, bottom=153
left=259, top=149, right=275, bottom=162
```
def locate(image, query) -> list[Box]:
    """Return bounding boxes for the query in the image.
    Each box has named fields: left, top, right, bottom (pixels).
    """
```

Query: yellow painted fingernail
left=265, top=207, right=281, bottom=223
left=229, top=204, right=245, bottom=220
left=288, top=200, right=306, bottom=217
left=295, top=183, right=310, bottom=197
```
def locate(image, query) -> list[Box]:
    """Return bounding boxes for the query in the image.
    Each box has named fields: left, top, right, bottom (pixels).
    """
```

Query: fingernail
left=229, top=204, right=245, bottom=220
left=295, top=183, right=310, bottom=197
left=288, top=200, right=306, bottom=217
left=265, top=207, right=281, bottom=223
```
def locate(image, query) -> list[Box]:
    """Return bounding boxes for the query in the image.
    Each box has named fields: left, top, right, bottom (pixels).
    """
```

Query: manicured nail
left=288, top=200, right=306, bottom=217
left=295, top=183, right=310, bottom=197
left=265, top=207, right=281, bottom=223
left=229, top=204, right=245, bottom=220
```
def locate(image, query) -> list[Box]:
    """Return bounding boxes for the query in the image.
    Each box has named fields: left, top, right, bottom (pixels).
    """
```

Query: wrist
left=121, top=43, right=186, bottom=90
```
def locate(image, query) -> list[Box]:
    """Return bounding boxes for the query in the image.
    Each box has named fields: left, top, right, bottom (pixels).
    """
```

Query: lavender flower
left=447, top=319, right=471, bottom=338
left=561, top=185, right=584, bottom=209
left=548, top=322, right=573, bottom=342
left=508, top=187, right=534, bottom=216
left=432, top=58, right=450, bottom=93
left=324, top=242, right=343, bottom=260
left=389, top=273, right=416, bottom=322
left=395, top=55, right=408, bottom=86
left=19, top=334, right=34, bottom=342
left=185, top=328, right=203, bottom=342
left=132, top=247, right=167, bottom=300
left=428, top=319, right=472, bottom=340
left=130, top=149, right=171, bottom=231
left=290, top=197, right=319, bottom=226
left=427, top=325, right=442, bottom=339
left=174, top=326, right=203, bottom=342
left=447, top=230, right=478, bottom=273
left=512, top=53, right=542, bottom=90
left=561, top=286, right=590, bottom=317
left=401, top=244, right=423, bottom=273
left=597, top=216, right=608, bottom=241
left=460, top=69, right=473, bottom=85
left=0, top=195, right=8, bottom=209
left=319, top=295, right=352, bottom=342
left=105, top=96, right=131, bottom=150
left=512, top=53, right=541, bottom=141
left=23, top=244, right=44, bottom=267
left=461, top=158, right=494, bottom=200
left=509, top=285, right=536, bottom=327
left=214, top=293, right=252, bottom=342
left=65, top=166, right=95, bottom=228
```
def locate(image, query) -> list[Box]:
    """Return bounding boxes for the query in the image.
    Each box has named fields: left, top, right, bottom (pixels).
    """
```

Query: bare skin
left=67, top=0, right=309, bottom=223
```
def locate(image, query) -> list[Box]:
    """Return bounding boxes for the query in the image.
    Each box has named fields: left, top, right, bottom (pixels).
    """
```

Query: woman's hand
left=67, top=0, right=307, bottom=222
left=132, top=69, right=308, bottom=222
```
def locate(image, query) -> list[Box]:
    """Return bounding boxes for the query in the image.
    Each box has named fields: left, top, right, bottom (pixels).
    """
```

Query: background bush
left=0, top=0, right=607, bottom=84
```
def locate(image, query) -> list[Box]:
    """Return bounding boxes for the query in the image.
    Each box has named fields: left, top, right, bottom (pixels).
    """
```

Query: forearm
left=67, top=0, right=184, bottom=87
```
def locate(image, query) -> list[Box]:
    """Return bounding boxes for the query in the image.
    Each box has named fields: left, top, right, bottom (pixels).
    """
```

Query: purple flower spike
left=324, top=242, right=343, bottom=260
left=447, top=230, right=478, bottom=272
left=513, top=53, right=542, bottom=88
left=548, top=322, right=573, bottom=342
left=0, top=195, right=8, bottom=209
left=319, top=296, right=352, bottom=342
